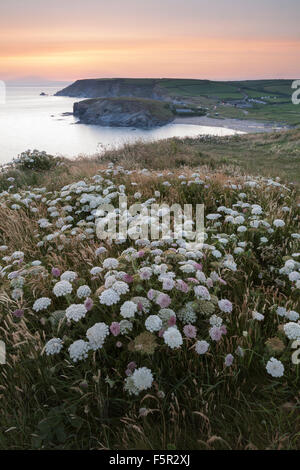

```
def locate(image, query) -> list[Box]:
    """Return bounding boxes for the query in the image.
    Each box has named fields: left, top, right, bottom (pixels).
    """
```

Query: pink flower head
left=194, top=263, right=203, bottom=271
left=194, top=285, right=210, bottom=300
left=12, top=309, right=24, bottom=318
left=156, top=293, right=171, bottom=308
left=137, top=302, right=143, bottom=312
left=176, top=280, right=189, bottom=293
left=110, top=322, right=121, bottom=336
left=116, top=341, right=122, bottom=348
left=137, top=250, right=145, bottom=258
left=209, top=326, right=223, bottom=342
left=123, top=274, right=133, bottom=284
left=125, top=368, right=133, bottom=376
left=162, top=278, right=175, bottom=290
left=147, top=289, right=156, bottom=301
left=220, top=325, right=227, bottom=335
left=206, top=278, right=213, bottom=288
left=187, top=277, right=199, bottom=284
left=218, top=299, right=233, bottom=313
left=183, top=324, right=197, bottom=338
left=158, top=328, right=165, bottom=338
left=127, top=361, right=137, bottom=371
left=168, top=316, right=176, bottom=327
left=51, top=267, right=61, bottom=278
left=84, top=297, right=94, bottom=311
left=225, top=353, right=234, bottom=367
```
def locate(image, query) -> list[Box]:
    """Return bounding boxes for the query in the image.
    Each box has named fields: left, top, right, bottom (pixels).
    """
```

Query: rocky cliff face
left=56, top=78, right=168, bottom=100
left=73, top=97, right=174, bottom=128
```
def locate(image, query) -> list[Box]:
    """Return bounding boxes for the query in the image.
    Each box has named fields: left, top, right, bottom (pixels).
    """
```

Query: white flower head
left=77, top=285, right=91, bottom=299
left=99, top=288, right=120, bottom=306
left=120, top=301, right=137, bottom=318
left=132, top=367, right=153, bottom=391
left=45, top=338, right=63, bottom=355
left=65, top=304, right=87, bottom=322
left=286, top=310, right=299, bottom=322
left=103, top=258, right=119, bottom=270
left=69, top=340, right=90, bottom=362
left=252, top=311, right=264, bottom=321
left=163, top=327, right=183, bottom=349
left=273, top=219, right=285, bottom=228
left=195, top=340, right=210, bottom=355
left=284, top=322, right=300, bottom=340
left=145, top=315, right=162, bottom=333
left=53, top=280, right=72, bottom=297
left=86, top=322, right=109, bottom=350
left=33, top=297, right=51, bottom=312
left=276, top=306, right=286, bottom=317
left=266, top=357, right=284, bottom=378
left=60, top=270, right=78, bottom=282
left=112, top=281, right=129, bottom=295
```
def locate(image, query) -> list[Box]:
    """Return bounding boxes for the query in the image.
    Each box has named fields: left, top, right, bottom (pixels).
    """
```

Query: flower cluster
left=1, top=163, right=299, bottom=401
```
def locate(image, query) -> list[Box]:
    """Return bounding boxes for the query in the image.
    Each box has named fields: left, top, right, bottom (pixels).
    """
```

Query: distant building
left=175, top=108, right=194, bottom=113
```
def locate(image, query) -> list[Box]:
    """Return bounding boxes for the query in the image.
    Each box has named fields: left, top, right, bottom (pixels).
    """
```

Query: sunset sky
left=1, top=0, right=300, bottom=82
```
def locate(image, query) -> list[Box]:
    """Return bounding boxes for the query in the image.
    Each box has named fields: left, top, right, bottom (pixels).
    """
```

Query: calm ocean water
left=0, top=86, right=240, bottom=164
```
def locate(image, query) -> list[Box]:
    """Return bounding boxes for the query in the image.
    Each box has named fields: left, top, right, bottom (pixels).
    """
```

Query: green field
left=158, top=79, right=300, bottom=126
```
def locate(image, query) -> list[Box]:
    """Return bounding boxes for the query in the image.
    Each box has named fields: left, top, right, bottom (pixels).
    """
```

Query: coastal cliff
left=56, top=78, right=168, bottom=100
left=73, top=97, right=174, bottom=128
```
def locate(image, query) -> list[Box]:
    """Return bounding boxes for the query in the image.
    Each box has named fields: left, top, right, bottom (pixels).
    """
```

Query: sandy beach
left=174, top=115, right=291, bottom=133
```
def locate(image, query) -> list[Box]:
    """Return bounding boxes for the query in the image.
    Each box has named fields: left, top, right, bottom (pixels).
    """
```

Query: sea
left=0, top=86, right=241, bottom=164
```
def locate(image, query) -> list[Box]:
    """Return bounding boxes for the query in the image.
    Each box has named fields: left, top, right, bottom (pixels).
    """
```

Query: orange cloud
left=1, top=36, right=299, bottom=80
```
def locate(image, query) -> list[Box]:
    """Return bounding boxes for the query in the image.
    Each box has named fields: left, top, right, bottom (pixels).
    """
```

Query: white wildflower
left=77, top=285, right=91, bottom=299
left=53, top=280, right=72, bottom=297
left=99, top=288, right=120, bottom=306
left=86, top=322, right=109, bottom=350
left=112, top=281, right=129, bottom=295
left=132, top=367, right=153, bottom=391
left=195, top=340, right=210, bottom=355
left=103, top=258, right=119, bottom=270
left=145, top=315, right=162, bottom=332
left=60, top=270, right=78, bottom=282
left=120, top=301, right=137, bottom=318
left=45, top=338, right=63, bottom=355
left=266, top=357, right=284, bottom=378
left=69, top=340, right=90, bottom=362
left=252, top=311, right=264, bottom=321
left=284, top=322, right=300, bottom=340
left=33, top=297, right=51, bottom=312
left=65, top=304, right=87, bottom=322
left=163, top=327, right=183, bottom=349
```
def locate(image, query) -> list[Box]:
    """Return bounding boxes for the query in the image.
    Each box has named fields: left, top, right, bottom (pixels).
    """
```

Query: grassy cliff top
left=57, top=78, right=300, bottom=126
left=1, top=128, right=300, bottom=193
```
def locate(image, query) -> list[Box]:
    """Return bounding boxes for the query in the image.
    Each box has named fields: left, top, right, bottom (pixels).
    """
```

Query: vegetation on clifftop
left=0, top=132, right=299, bottom=450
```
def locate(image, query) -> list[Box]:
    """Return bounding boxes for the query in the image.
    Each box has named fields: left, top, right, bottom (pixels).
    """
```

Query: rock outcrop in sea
left=73, top=97, right=174, bottom=128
